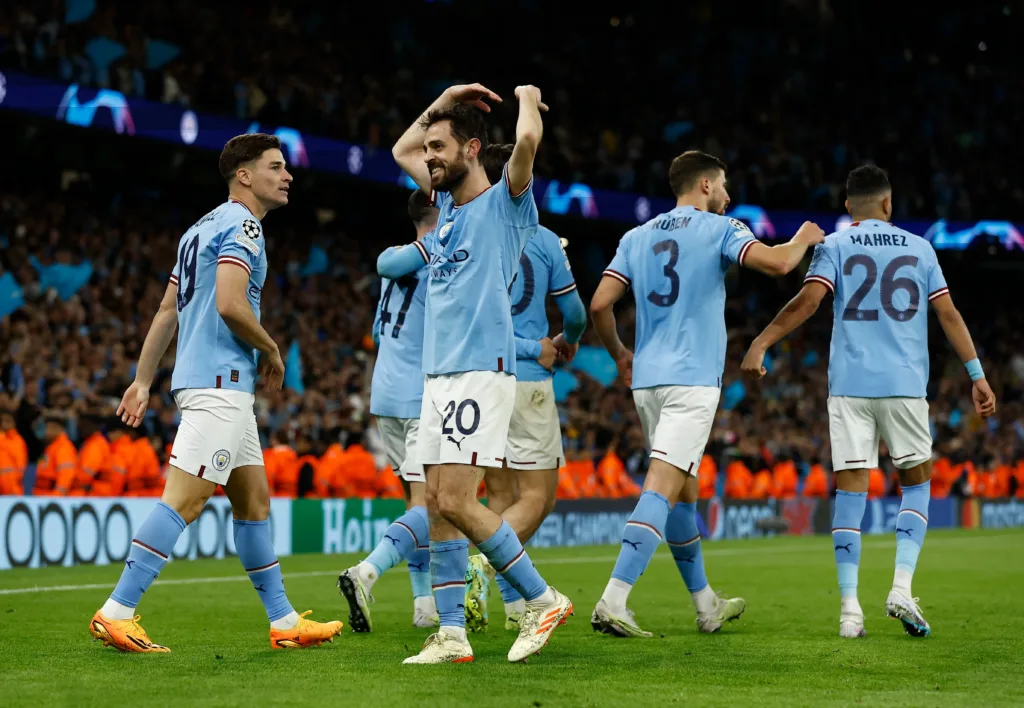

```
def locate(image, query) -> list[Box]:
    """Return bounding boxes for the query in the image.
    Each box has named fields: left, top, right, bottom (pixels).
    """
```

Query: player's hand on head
left=446, top=83, right=502, bottom=112
left=972, top=379, right=997, bottom=418
left=538, top=337, right=557, bottom=370
left=615, top=349, right=633, bottom=387
left=116, top=381, right=149, bottom=428
left=794, top=221, right=825, bottom=246
left=258, top=346, right=286, bottom=391
left=552, top=333, right=579, bottom=363
left=514, top=85, right=549, bottom=112
left=740, top=347, right=768, bottom=380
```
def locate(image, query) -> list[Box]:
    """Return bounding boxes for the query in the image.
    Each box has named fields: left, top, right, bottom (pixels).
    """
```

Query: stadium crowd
left=3, top=1, right=1023, bottom=219
left=2, top=1, right=1023, bottom=502
left=2, top=176, right=1023, bottom=502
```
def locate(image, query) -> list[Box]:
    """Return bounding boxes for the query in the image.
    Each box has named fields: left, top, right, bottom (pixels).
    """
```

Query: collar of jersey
left=452, top=184, right=493, bottom=209
left=850, top=219, right=892, bottom=227
left=229, top=198, right=259, bottom=220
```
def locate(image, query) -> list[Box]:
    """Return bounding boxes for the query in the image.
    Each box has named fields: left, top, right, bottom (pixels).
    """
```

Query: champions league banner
left=0, top=497, right=291, bottom=570
left=1, top=70, right=1023, bottom=244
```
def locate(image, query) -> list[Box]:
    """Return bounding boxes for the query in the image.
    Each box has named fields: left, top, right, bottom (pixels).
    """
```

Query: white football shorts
left=828, top=396, right=932, bottom=471
left=632, top=385, right=721, bottom=474
left=170, top=388, right=263, bottom=486
left=417, top=371, right=516, bottom=468
left=505, top=378, right=564, bottom=471
left=375, top=416, right=425, bottom=483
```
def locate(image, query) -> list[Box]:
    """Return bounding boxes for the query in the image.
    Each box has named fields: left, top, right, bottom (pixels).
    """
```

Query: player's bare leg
left=666, top=476, right=745, bottom=633
left=886, top=460, right=933, bottom=637
left=479, top=465, right=558, bottom=630
left=90, top=467, right=214, bottom=653
left=833, top=468, right=869, bottom=638
left=225, top=465, right=343, bottom=648
left=340, top=478, right=435, bottom=632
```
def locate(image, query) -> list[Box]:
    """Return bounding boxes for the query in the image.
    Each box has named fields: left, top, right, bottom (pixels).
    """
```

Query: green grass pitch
left=2, top=529, right=1022, bottom=707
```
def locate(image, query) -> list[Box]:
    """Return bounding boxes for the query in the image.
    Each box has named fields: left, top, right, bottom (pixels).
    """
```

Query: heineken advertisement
left=290, top=498, right=407, bottom=554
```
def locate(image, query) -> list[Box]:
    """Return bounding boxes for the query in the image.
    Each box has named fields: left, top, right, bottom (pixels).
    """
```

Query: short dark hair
left=219, top=133, right=282, bottom=184
left=846, top=165, right=891, bottom=199
left=668, top=150, right=727, bottom=197
left=407, top=189, right=438, bottom=225
left=482, top=143, right=514, bottom=184
left=418, top=104, right=489, bottom=151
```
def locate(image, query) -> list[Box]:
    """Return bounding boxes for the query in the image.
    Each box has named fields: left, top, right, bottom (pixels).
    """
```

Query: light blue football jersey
left=805, top=218, right=948, bottom=399
left=604, top=205, right=759, bottom=389
left=510, top=226, right=578, bottom=382
left=371, top=247, right=430, bottom=419
left=423, top=164, right=539, bottom=376
left=170, top=199, right=268, bottom=393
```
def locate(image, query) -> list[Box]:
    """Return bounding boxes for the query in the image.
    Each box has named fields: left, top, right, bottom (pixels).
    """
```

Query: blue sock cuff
left=156, top=502, right=187, bottom=533
left=477, top=521, right=515, bottom=556
left=638, top=490, right=671, bottom=512
left=409, top=505, right=429, bottom=524
left=430, top=539, right=470, bottom=553
left=232, top=519, right=269, bottom=527
left=833, top=490, right=867, bottom=529
left=403, top=506, right=431, bottom=546
left=835, top=490, right=868, bottom=500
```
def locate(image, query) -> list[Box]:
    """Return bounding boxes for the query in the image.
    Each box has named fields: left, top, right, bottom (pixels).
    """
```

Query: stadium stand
left=1, top=2, right=1023, bottom=502
left=3, top=1, right=1022, bottom=218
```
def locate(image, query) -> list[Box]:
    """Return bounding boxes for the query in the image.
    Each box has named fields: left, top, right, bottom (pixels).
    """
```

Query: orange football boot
left=89, top=611, right=171, bottom=653
left=270, top=611, right=344, bottom=649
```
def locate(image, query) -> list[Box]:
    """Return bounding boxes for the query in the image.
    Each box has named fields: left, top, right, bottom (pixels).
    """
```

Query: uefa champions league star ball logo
left=242, top=219, right=261, bottom=239
left=212, top=449, right=232, bottom=472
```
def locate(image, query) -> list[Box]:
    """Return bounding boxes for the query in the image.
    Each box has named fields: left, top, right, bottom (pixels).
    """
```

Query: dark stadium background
left=2, top=0, right=1023, bottom=502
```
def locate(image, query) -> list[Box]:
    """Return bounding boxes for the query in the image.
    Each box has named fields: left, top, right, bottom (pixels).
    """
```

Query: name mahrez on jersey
left=850, top=233, right=909, bottom=247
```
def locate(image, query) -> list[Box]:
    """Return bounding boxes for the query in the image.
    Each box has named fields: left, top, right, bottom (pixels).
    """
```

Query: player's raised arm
left=506, top=85, right=548, bottom=196
left=215, top=263, right=283, bottom=390
left=377, top=241, right=431, bottom=279
left=929, top=293, right=996, bottom=417
left=741, top=221, right=826, bottom=276
left=117, top=280, right=179, bottom=427
left=392, top=84, right=502, bottom=194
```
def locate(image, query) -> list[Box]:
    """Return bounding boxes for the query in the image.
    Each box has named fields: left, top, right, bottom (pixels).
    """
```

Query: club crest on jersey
left=729, top=218, right=753, bottom=236
left=241, top=219, right=262, bottom=239
left=439, top=222, right=454, bottom=239
left=212, top=449, right=231, bottom=472
left=235, top=234, right=262, bottom=256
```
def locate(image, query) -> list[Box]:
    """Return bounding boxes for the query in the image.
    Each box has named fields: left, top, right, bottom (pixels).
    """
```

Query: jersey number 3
left=647, top=239, right=680, bottom=307
left=176, top=235, right=199, bottom=312
left=842, top=254, right=920, bottom=322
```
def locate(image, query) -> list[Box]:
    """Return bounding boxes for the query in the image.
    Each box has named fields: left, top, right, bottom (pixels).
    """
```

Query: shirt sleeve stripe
left=804, top=275, right=835, bottom=294
left=928, top=287, right=950, bottom=302
left=603, top=269, right=630, bottom=286
left=428, top=190, right=438, bottom=207
left=413, top=240, right=429, bottom=264
left=504, top=163, right=533, bottom=199
left=550, top=283, right=578, bottom=297
left=168, top=274, right=179, bottom=285
left=218, top=255, right=252, bottom=275
left=738, top=239, right=758, bottom=266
